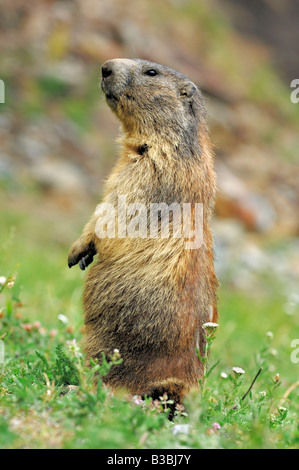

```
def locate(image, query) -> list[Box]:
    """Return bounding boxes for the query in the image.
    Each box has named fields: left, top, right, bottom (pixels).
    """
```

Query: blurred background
left=0, top=0, right=298, bottom=378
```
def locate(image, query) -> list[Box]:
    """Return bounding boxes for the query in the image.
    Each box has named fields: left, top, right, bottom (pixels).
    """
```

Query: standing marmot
left=68, top=58, right=218, bottom=412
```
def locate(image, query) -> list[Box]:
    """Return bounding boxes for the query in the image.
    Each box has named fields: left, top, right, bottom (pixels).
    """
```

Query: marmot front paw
left=68, top=241, right=96, bottom=270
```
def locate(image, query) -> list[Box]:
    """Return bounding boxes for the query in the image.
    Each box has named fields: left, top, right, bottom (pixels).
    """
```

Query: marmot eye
left=144, top=69, right=158, bottom=76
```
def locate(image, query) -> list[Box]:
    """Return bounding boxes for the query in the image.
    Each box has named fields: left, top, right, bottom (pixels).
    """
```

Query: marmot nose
left=102, top=65, right=113, bottom=79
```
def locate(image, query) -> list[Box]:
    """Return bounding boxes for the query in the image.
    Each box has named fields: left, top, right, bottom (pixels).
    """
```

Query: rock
left=31, top=159, right=88, bottom=194
left=215, top=162, right=276, bottom=232
left=39, top=60, right=88, bottom=87
left=0, top=153, right=13, bottom=180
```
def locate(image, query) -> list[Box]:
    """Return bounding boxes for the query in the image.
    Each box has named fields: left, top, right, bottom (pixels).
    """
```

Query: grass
left=0, top=191, right=298, bottom=449
left=0, top=276, right=298, bottom=449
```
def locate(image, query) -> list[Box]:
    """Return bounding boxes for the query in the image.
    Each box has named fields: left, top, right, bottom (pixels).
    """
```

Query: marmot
left=68, top=58, right=218, bottom=413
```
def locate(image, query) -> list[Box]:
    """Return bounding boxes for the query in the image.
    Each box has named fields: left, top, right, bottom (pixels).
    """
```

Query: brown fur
left=68, top=59, right=218, bottom=411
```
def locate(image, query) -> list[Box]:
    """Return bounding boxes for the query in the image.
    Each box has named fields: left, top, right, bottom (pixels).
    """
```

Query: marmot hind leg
left=142, top=379, right=187, bottom=420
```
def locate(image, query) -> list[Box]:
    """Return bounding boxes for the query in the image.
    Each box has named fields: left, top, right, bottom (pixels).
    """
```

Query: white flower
left=6, top=274, right=16, bottom=289
left=232, top=367, right=245, bottom=375
left=66, top=338, right=82, bottom=357
left=132, top=395, right=143, bottom=406
left=220, top=372, right=228, bottom=379
left=202, top=322, right=219, bottom=336
left=202, top=322, right=219, bottom=329
left=66, top=339, right=76, bottom=345
left=58, top=314, right=68, bottom=324
left=172, top=424, right=190, bottom=436
left=278, top=406, right=287, bottom=413
left=266, top=331, right=274, bottom=340
left=111, top=348, right=121, bottom=361
left=259, top=391, right=266, bottom=397
left=0, top=276, right=7, bottom=286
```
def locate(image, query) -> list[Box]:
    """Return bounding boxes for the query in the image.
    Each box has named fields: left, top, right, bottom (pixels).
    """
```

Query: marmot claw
left=68, top=242, right=96, bottom=269
left=79, top=253, right=94, bottom=271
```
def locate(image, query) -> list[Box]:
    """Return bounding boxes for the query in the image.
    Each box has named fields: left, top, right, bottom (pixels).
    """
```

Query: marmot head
left=101, top=58, right=205, bottom=148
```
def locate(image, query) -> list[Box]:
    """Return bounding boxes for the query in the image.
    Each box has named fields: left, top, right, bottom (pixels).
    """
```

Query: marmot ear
left=180, top=81, right=197, bottom=98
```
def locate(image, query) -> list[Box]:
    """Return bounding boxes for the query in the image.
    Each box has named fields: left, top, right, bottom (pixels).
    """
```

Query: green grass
left=0, top=194, right=298, bottom=449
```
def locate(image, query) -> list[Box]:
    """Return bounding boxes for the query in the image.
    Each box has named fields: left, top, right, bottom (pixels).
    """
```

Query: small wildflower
left=266, top=331, right=274, bottom=340
left=133, top=395, right=143, bottom=406
left=277, top=406, right=288, bottom=419
left=66, top=325, right=74, bottom=334
left=111, top=348, right=121, bottom=361
left=207, top=422, right=221, bottom=435
left=66, top=338, right=81, bottom=357
left=175, top=403, right=186, bottom=415
left=49, top=329, right=58, bottom=338
left=21, top=323, right=32, bottom=332
left=278, top=406, right=287, bottom=413
left=172, top=424, right=190, bottom=436
left=38, top=327, right=47, bottom=336
left=220, top=372, right=228, bottom=379
left=160, top=393, right=168, bottom=402
left=274, top=373, right=280, bottom=383
left=6, top=275, right=16, bottom=289
left=202, top=322, right=219, bottom=331
left=232, top=366, right=245, bottom=375
left=58, top=314, right=68, bottom=324
left=0, top=309, right=4, bottom=319
left=0, top=276, right=7, bottom=286
left=66, top=338, right=77, bottom=345
left=151, top=399, right=163, bottom=413
left=208, top=396, right=217, bottom=405
left=259, top=390, right=266, bottom=397
left=212, top=422, right=221, bottom=431
left=32, top=321, right=41, bottom=330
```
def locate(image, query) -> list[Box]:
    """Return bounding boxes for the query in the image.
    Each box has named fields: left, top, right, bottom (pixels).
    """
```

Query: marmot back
left=68, top=58, right=218, bottom=415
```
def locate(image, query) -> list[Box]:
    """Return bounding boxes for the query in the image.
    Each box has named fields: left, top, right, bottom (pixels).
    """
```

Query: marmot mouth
left=105, top=92, right=119, bottom=102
